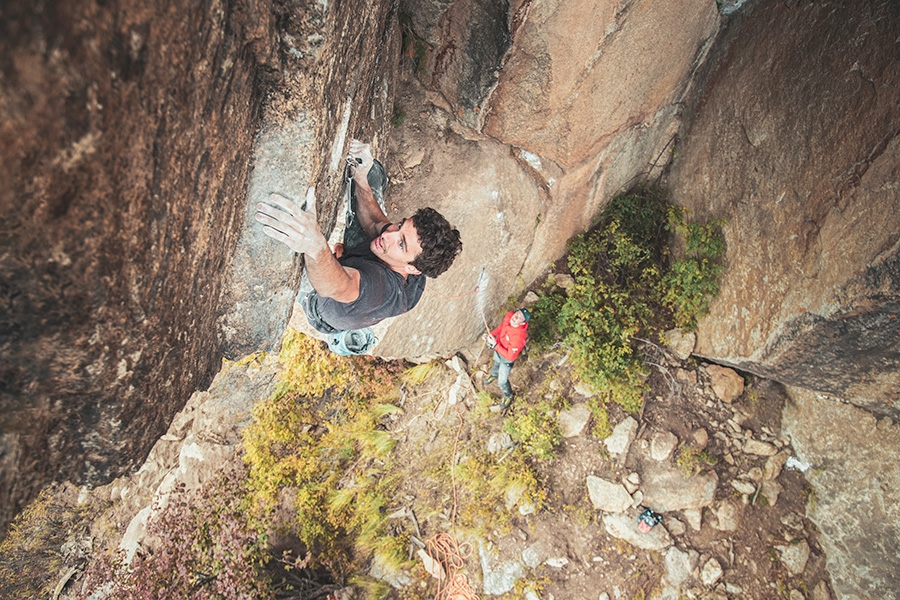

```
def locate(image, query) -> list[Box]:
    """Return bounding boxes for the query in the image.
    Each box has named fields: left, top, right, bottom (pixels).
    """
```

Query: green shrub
left=504, top=400, right=563, bottom=461
left=529, top=186, right=725, bottom=411
left=242, top=330, right=408, bottom=576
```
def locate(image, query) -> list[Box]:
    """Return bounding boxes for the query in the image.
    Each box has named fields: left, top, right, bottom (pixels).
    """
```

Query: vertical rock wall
left=0, top=0, right=404, bottom=537
left=668, top=0, right=900, bottom=417
left=0, top=0, right=279, bottom=533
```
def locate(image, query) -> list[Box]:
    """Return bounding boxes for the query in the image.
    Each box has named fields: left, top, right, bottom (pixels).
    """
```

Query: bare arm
left=348, top=139, right=391, bottom=240
left=256, top=189, right=361, bottom=303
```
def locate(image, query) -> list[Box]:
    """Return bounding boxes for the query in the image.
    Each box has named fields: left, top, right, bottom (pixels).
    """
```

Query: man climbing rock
left=483, top=308, right=530, bottom=411
left=256, top=139, right=462, bottom=354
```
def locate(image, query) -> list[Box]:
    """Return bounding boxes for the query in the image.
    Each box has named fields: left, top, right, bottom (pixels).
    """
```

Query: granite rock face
left=0, top=0, right=278, bottom=535
left=0, top=0, right=401, bottom=536
left=668, top=0, right=900, bottom=416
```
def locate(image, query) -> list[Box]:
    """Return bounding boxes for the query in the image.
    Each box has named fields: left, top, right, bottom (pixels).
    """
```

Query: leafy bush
left=529, top=186, right=725, bottom=410
left=242, top=329, right=408, bottom=576
left=504, top=400, right=563, bottom=460
left=675, top=445, right=718, bottom=476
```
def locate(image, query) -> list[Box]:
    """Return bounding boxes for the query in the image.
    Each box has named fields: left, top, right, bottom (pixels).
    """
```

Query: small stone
left=667, top=517, right=686, bottom=536
left=723, top=453, right=735, bottom=465
left=743, top=439, right=778, bottom=456
left=725, top=582, right=743, bottom=594
left=747, top=467, right=764, bottom=481
left=711, top=500, right=740, bottom=531
left=587, top=475, right=634, bottom=513
left=522, top=291, right=540, bottom=307
left=417, top=549, right=446, bottom=580
left=731, top=480, right=757, bottom=495
left=402, top=148, right=426, bottom=169
left=790, top=590, right=804, bottom=600
left=676, top=368, right=697, bottom=383
left=700, top=558, right=723, bottom=586
left=604, top=416, right=638, bottom=458
left=487, top=432, right=514, bottom=455
left=622, top=475, right=639, bottom=495
left=665, top=328, right=696, bottom=360
left=706, top=365, right=744, bottom=403
left=764, top=451, right=790, bottom=480
left=776, top=540, right=810, bottom=576
left=599, top=594, right=611, bottom=600
left=558, top=404, right=592, bottom=438
left=760, top=479, right=782, bottom=506
left=650, top=431, right=679, bottom=461
left=554, top=273, right=575, bottom=290
left=574, top=381, right=594, bottom=397
left=692, top=428, right=709, bottom=448
left=683, top=508, right=703, bottom=531
left=545, top=557, right=569, bottom=568
left=813, top=580, right=832, bottom=600
left=664, top=546, right=698, bottom=586
left=781, top=512, right=804, bottom=531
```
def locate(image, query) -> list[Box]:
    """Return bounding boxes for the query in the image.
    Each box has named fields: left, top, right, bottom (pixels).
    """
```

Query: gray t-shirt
left=304, top=240, right=425, bottom=334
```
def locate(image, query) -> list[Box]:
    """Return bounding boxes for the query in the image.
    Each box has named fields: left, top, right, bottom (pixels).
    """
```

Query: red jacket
left=491, top=311, right=529, bottom=362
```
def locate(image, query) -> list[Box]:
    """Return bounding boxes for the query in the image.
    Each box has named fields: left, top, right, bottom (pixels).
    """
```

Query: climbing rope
left=422, top=402, right=480, bottom=600
left=424, top=531, right=479, bottom=600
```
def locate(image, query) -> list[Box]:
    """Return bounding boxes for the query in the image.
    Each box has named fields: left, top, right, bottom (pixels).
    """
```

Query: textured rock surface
left=0, top=0, right=278, bottom=535
left=782, top=386, right=900, bottom=599
left=640, top=460, right=718, bottom=513
left=0, top=0, right=401, bottom=536
left=669, top=0, right=900, bottom=415
left=484, top=0, right=718, bottom=167
left=372, top=88, right=542, bottom=358
left=602, top=512, right=672, bottom=551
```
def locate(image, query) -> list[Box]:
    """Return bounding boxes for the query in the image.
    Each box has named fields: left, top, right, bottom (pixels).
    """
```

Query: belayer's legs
left=490, top=352, right=514, bottom=400
left=343, top=159, right=388, bottom=249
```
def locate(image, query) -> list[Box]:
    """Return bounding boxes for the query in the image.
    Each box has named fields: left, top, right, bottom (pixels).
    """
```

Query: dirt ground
left=375, top=337, right=832, bottom=600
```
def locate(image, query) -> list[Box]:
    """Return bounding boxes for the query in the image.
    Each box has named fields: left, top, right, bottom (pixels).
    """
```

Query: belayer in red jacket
left=483, top=308, right=530, bottom=409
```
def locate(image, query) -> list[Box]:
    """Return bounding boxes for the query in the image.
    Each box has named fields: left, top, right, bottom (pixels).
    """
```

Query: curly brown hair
left=410, top=207, right=462, bottom=278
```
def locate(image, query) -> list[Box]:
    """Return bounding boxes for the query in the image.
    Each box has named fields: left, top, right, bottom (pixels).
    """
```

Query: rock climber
left=483, top=308, right=530, bottom=411
left=255, top=139, right=462, bottom=354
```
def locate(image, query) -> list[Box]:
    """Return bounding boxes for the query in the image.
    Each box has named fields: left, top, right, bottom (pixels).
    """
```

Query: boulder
left=706, top=365, right=744, bottom=403
left=373, top=104, right=542, bottom=359
left=602, top=512, right=673, bottom=551
left=641, top=460, right=718, bottom=513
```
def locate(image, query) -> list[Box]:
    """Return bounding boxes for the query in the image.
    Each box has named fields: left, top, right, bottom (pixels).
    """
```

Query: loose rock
left=706, top=365, right=744, bottom=403
left=587, top=475, right=634, bottom=513
left=664, top=546, right=698, bottom=586
left=604, top=416, right=638, bottom=459
left=650, top=431, right=679, bottom=461
left=700, top=558, right=723, bottom=586
left=776, top=540, right=810, bottom=576
left=743, top=439, right=778, bottom=456
left=602, top=512, right=673, bottom=551
left=665, top=328, right=696, bottom=360
left=558, top=404, right=592, bottom=438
